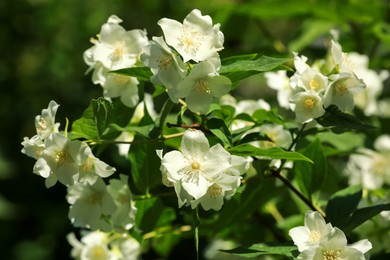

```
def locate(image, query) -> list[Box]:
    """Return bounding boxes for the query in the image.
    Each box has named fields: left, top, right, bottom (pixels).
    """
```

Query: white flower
left=158, top=9, right=224, bottom=62
left=160, top=129, right=232, bottom=200
left=345, top=135, right=390, bottom=190
left=141, top=36, right=187, bottom=89
left=107, top=175, right=137, bottom=231
left=289, top=211, right=333, bottom=252
left=329, top=40, right=355, bottom=73
left=297, top=68, right=328, bottom=93
left=67, top=231, right=141, bottom=260
left=257, top=124, right=292, bottom=149
left=190, top=155, right=250, bottom=211
left=67, top=177, right=116, bottom=231
left=21, top=135, right=45, bottom=159
left=323, top=73, right=366, bottom=112
left=297, top=228, right=371, bottom=260
left=35, top=100, right=60, bottom=139
left=34, top=133, right=82, bottom=187
left=93, top=15, right=148, bottom=70
left=84, top=15, right=148, bottom=108
left=289, top=90, right=325, bottom=123
left=76, top=142, right=116, bottom=185
left=105, top=72, right=140, bottom=108
left=175, top=60, right=231, bottom=113
left=67, top=231, right=114, bottom=260
left=265, top=71, right=293, bottom=109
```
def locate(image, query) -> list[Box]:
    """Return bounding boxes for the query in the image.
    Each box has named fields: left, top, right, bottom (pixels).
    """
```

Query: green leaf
left=211, top=175, right=279, bottom=230
left=293, top=138, right=327, bottom=199
left=228, top=144, right=313, bottom=163
left=219, top=55, right=292, bottom=83
left=316, top=105, right=375, bottom=132
left=112, top=67, right=153, bottom=81
left=325, top=185, right=362, bottom=226
left=221, top=53, right=257, bottom=65
left=135, top=197, right=175, bottom=233
left=206, top=117, right=232, bottom=148
left=128, top=135, right=162, bottom=195
left=71, top=98, right=134, bottom=141
left=252, top=109, right=286, bottom=125
left=223, top=242, right=297, bottom=258
left=220, top=55, right=292, bottom=73
left=341, top=203, right=390, bottom=233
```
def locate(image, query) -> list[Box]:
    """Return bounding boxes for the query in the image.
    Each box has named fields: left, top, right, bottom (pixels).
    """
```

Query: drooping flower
left=158, top=9, right=224, bottom=63
left=323, top=73, right=366, bottom=112
left=175, top=60, right=231, bottom=113
left=141, top=36, right=187, bottom=90
left=75, top=142, right=116, bottom=185
left=107, top=175, right=137, bottom=231
left=265, top=70, right=292, bottom=109
left=67, top=177, right=116, bottom=231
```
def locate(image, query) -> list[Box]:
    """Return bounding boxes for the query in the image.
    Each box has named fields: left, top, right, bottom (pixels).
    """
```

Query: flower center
left=309, top=79, right=319, bottom=91
left=304, top=98, right=314, bottom=109
left=110, top=41, right=126, bottom=62
left=55, top=150, right=72, bottom=166
left=114, top=74, right=130, bottom=85
left=87, top=192, right=102, bottom=204
left=191, top=161, right=200, bottom=170
left=322, top=249, right=341, bottom=260
left=178, top=27, right=203, bottom=55
left=208, top=184, right=222, bottom=198
left=335, top=83, right=348, bottom=96
left=36, top=118, right=48, bottom=133
left=90, top=245, right=108, bottom=259
left=81, top=157, right=94, bottom=173
left=195, top=79, right=211, bottom=94
left=308, top=230, right=321, bottom=242
left=157, top=55, right=173, bottom=70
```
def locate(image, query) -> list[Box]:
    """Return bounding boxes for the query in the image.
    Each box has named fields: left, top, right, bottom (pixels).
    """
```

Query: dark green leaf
left=293, top=138, right=327, bottom=199
left=228, top=144, right=313, bottom=163
left=252, top=109, right=285, bottom=125
left=342, top=203, right=390, bottom=233
left=316, top=105, right=375, bottom=132
left=223, top=242, right=297, bottom=258
left=206, top=117, right=232, bottom=147
left=325, top=185, right=362, bottom=226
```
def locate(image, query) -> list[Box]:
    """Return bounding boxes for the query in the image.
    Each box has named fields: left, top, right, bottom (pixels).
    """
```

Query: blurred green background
left=1, top=0, right=389, bottom=259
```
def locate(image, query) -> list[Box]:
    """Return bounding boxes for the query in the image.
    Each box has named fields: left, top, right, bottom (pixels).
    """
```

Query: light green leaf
left=71, top=98, right=134, bottom=141
left=112, top=67, right=153, bottom=81
left=228, top=144, right=313, bottom=163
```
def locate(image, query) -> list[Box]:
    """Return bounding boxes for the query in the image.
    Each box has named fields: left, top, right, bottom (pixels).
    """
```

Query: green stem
left=272, top=123, right=326, bottom=218
left=193, top=207, right=200, bottom=260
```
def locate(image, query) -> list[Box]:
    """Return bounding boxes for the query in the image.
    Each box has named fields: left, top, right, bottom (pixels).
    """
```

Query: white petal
left=181, top=130, right=210, bottom=159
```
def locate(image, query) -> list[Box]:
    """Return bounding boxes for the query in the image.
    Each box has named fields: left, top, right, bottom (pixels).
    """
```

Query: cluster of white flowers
left=141, top=9, right=231, bottom=114
left=158, top=129, right=251, bottom=211
left=84, top=15, right=148, bottom=107
left=266, top=40, right=377, bottom=123
left=345, top=135, right=390, bottom=190
left=21, top=101, right=137, bottom=233
left=289, top=211, right=372, bottom=259
left=67, top=230, right=141, bottom=260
